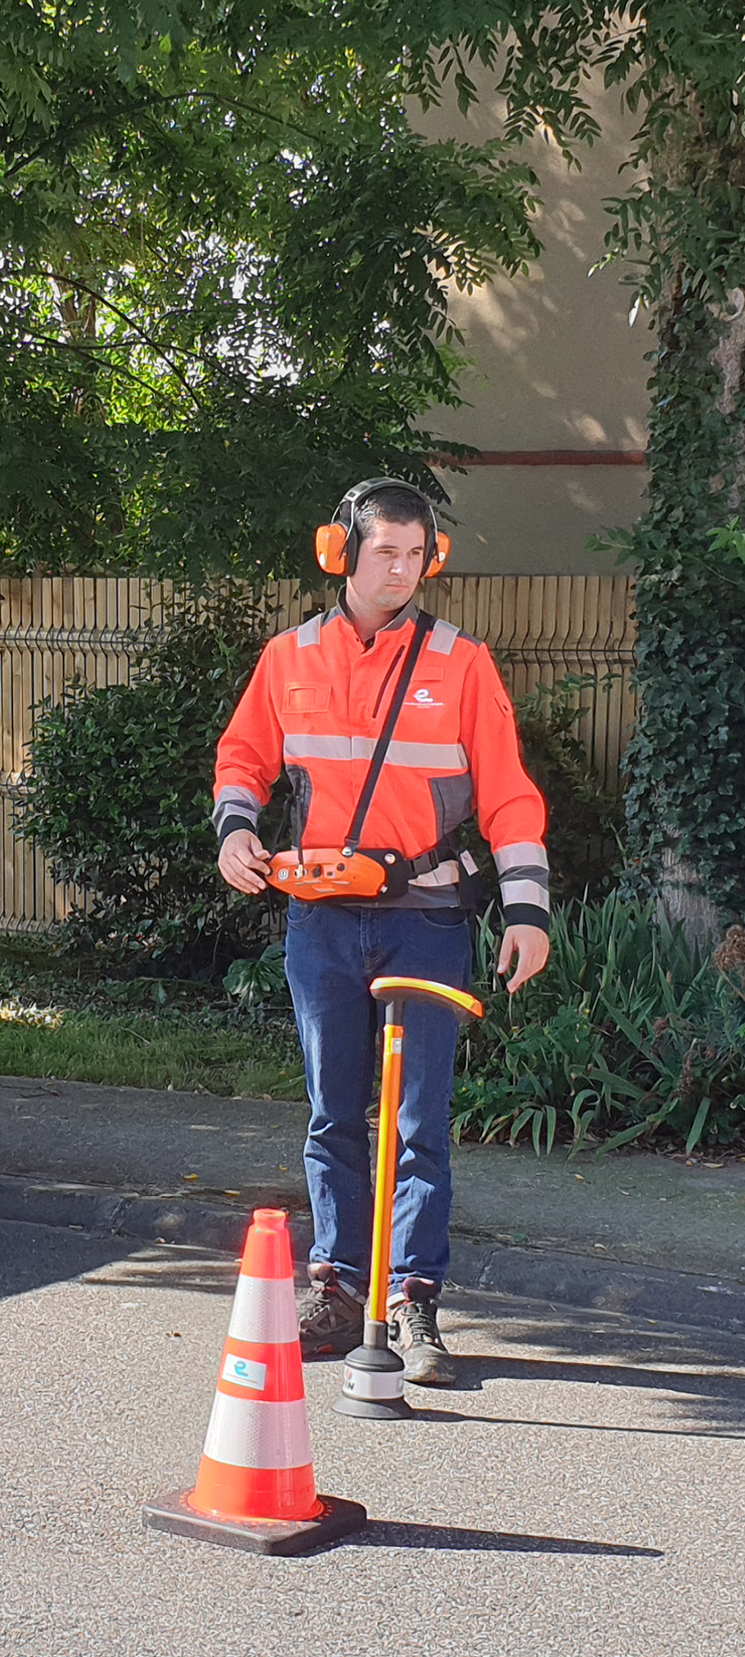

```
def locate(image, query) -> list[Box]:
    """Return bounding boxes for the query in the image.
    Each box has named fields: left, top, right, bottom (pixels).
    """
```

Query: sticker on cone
left=143, top=1208, right=367, bottom=1556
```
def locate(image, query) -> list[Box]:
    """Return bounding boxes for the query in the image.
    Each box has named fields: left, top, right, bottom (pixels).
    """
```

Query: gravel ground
left=1, top=1222, right=744, bottom=1657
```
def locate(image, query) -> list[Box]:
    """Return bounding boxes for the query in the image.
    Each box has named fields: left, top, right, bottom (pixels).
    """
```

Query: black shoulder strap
left=344, top=610, right=435, bottom=854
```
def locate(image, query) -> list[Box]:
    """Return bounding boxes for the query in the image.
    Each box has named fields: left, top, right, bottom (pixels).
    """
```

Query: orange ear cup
left=424, top=532, right=451, bottom=578
left=315, top=523, right=349, bottom=576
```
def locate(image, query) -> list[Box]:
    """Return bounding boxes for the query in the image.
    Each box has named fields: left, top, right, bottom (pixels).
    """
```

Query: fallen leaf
left=181, top=1173, right=199, bottom=1182
left=574, top=1174, right=585, bottom=1181
left=223, top=1189, right=241, bottom=1197
left=704, top=1162, right=724, bottom=1169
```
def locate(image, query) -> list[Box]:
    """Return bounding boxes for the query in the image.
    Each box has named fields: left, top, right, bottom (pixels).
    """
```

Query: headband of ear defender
left=315, top=477, right=451, bottom=580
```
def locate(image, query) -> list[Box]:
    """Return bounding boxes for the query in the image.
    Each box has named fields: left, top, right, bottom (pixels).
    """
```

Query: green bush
left=20, top=589, right=288, bottom=976
left=462, top=675, right=624, bottom=906
left=453, top=892, right=745, bottom=1155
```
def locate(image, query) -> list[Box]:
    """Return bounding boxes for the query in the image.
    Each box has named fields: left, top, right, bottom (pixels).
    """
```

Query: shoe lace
left=401, top=1299, right=438, bottom=1345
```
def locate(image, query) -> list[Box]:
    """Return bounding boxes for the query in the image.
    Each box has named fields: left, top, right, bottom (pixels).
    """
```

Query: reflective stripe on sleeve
left=212, top=785, right=262, bottom=834
left=495, top=842, right=549, bottom=874
left=499, top=878, right=550, bottom=912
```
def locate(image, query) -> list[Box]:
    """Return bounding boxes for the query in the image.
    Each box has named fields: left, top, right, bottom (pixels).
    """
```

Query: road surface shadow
left=343, top=1520, right=663, bottom=1557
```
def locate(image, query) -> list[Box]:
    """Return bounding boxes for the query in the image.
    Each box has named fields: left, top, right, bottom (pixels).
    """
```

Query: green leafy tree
left=0, top=1, right=540, bottom=581
left=416, top=3, right=745, bottom=931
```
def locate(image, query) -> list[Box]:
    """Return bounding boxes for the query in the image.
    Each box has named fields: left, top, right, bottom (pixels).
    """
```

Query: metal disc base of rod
left=333, top=1326, right=413, bottom=1421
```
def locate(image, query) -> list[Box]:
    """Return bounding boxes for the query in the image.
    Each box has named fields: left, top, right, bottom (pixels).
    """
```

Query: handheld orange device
left=265, top=848, right=398, bottom=901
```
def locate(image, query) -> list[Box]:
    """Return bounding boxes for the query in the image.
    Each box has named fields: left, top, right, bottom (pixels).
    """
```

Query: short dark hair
left=354, top=486, right=431, bottom=543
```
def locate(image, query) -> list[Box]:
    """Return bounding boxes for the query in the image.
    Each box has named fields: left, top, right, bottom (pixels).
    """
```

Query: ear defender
left=315, top=521, right=350, bottom=576
left=424, top=532, right=451, bottom=578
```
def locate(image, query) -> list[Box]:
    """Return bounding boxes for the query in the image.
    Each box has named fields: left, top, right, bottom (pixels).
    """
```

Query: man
left=214, top=479, right=549, bottom=1385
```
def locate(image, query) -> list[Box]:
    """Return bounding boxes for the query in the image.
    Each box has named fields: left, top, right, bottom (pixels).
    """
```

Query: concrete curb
left=4, top=1172, right=745, bottom=1338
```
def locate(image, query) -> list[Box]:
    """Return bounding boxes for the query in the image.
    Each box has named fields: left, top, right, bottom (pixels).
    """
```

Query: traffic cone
left=144, top=1208, right=367, bottom=1555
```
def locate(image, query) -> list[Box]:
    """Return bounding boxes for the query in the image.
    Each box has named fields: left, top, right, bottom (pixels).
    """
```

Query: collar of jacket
left=335, top=589, right=419, bottom=639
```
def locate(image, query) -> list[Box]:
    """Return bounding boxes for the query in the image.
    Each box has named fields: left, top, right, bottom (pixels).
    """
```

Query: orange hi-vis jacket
left=214, top=598, right=549, bottom=929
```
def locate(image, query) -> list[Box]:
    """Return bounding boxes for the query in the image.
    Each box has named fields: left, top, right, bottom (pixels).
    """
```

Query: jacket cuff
left=217, top=814, right=256, bottom=848
left=502, top=903, right=550, bottom=934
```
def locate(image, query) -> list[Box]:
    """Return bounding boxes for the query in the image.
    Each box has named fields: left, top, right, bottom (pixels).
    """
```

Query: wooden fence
left=0, top=574, right=636, bottom=931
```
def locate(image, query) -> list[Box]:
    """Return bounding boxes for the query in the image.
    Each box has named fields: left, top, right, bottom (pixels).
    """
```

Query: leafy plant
left=19, top=588, right=288, bottom=975
left=462, top=675, right=624, bottom=905
left=453, top=892, right=745, bottom=1155
left=223, top=943, right=289, bottom=1011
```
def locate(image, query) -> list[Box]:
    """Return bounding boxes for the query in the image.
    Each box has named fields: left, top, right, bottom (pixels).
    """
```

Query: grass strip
left=0, top=1004, right=306, bottom=1097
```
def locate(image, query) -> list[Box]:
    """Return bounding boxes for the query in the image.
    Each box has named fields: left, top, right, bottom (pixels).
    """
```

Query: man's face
left=347, top=516, right=426, bottom=615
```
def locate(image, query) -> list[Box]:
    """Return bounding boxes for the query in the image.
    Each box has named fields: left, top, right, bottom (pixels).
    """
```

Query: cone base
left=143, top=1489, right=368, bottom=1557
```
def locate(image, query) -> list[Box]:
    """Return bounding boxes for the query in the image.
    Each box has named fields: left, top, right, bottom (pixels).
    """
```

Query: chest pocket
left=282, top=683, right=331, bottom=715
left=405, top=658, right=445, bottom=708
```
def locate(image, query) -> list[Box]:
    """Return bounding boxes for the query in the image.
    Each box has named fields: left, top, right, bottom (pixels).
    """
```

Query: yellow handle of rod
left=368, top=1023, right=404, bottom=1325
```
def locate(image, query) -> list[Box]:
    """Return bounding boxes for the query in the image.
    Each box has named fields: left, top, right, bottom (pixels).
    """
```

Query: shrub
left=20, top=589, right=289, bottom=976
left=453, top=891, right=745, bottom=1155
left=462, top=675, right=624, bottom=906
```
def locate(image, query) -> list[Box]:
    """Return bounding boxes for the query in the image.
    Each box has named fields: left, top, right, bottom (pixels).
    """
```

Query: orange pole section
left=368, top=1017, right=404, bottom=1326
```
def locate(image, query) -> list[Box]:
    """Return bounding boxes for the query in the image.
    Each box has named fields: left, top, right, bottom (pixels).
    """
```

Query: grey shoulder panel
left=426, top=618, right=459, bottom=656
left=297, top=613, right=323, bottom=648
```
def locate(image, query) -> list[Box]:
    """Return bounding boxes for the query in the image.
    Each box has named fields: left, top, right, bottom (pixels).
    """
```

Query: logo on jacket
left=407, top=687, right=443, bottom=708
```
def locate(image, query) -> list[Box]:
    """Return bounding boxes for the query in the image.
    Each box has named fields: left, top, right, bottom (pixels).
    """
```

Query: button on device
left=313, top=865, right=322, bottom=878
left=337, top=864, right=346, bottom=873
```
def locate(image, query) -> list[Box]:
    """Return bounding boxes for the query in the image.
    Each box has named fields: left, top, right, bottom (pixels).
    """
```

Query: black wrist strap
left=344, top=610, right=435, bottom=854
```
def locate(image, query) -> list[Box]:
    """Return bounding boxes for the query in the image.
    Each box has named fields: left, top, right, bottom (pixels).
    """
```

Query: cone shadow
left=346, top=1520, right=663, bottom=1557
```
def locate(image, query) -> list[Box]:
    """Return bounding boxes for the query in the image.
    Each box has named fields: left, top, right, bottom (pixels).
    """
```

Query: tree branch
left=25, top=269, right=203, bottom=409
left=19, top=330, right=185, bottom=409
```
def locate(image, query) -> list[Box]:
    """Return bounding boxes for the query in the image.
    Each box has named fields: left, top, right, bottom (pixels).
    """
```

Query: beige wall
left=414, top=72, right=651, bottom=573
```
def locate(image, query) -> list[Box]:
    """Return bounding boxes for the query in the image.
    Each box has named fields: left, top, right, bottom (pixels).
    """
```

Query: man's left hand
left=497, top=925, right=550, bottom=995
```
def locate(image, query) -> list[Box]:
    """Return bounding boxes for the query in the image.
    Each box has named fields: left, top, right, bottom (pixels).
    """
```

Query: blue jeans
left=283, top=899, right=472, bottom=1297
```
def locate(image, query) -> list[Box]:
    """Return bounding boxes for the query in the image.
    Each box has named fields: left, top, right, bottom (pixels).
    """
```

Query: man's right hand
left=218, top=829, right=271, bottom=895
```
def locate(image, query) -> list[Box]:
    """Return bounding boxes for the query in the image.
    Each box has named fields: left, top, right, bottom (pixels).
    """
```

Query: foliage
left=453, top=892, right=745, bottom=1156
left=611, top=305, right=745, bottom=920
left=514, top=674, right=623, bottom=901
left=0, top=1, right=540, bottom=581
left=223, top=942, right=290, bottom=1010
left=467, top=5, right=745, bottom=925
left=461, top=674, right=623, bottom=905
left=19, top=587, right=288, bottom=975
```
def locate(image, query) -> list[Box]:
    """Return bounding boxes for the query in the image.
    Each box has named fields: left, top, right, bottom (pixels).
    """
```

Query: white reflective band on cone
left=203, top=1394, right=313, bottom=1470
left=227, top=1274, right=299, bottom=1345
left=341, top=1367, right=405, bottom=1400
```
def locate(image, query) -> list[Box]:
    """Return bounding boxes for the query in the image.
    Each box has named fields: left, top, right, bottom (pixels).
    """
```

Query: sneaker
left=388, top=1277, right=456, bottom=1386
left=297, top=1264, right=364, bottom=1358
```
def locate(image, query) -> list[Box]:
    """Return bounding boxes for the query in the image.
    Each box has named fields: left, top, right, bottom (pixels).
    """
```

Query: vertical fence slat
left=0, top=574, right=637, bottom=931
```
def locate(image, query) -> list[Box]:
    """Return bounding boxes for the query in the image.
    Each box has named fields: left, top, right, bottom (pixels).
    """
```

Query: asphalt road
left=1, top=1218, right=745, bottom=1657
